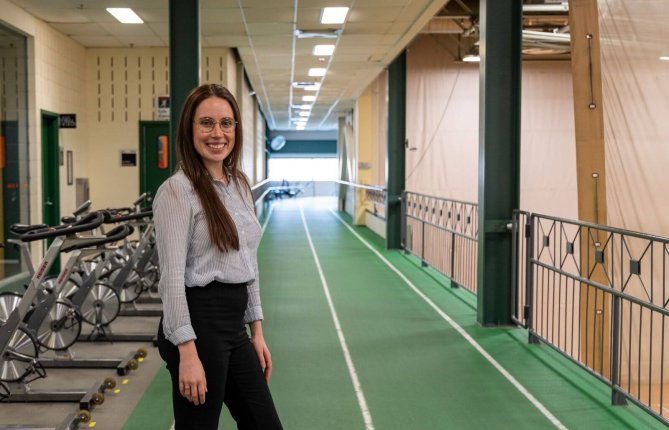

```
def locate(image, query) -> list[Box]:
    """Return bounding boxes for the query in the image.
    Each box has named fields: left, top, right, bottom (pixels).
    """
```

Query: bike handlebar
left=17, top=212, right=105, bottom=242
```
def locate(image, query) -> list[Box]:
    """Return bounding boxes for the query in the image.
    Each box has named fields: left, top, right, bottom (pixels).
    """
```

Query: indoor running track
left=123, top=197, right=662, bottom=430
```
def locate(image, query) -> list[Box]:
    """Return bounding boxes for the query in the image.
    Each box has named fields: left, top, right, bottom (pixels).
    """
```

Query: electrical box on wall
left=121, top=150, right=137, bottom=167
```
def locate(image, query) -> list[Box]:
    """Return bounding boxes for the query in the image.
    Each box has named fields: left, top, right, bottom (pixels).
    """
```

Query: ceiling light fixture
left=308, top=68, right=327, bottom=77
left=463, top=54, right=480, bottom=62
left=292, top=81, right=317, bottom=89
left=320, top=7, right=349, bottom=25
left=295, top=29, right=341, bottom=39
left=304, top=84, right=320, bottom=91
left=297, top=125, right=306, bottom=130
left=298, top=111, right=310, bottom=117
left=106, top=8, right=144, bottom=24
left=303, top=95, right=316, bottom=102
left=660, top=56, right=669, bottom=61
left=313, top=45, right=335, bottom=56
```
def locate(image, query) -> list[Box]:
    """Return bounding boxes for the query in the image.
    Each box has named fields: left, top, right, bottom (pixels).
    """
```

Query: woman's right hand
left=178, top=340, right=207, bottom=405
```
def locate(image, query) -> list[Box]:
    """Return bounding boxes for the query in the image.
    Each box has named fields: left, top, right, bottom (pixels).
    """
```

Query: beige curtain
left=598, top=0, right=669, bottom=405
left=405, top=34, right=578, bottom=219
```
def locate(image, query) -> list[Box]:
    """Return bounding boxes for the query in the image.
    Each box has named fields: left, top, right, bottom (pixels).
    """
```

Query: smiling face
left=192, top=96, right=236, bottom=177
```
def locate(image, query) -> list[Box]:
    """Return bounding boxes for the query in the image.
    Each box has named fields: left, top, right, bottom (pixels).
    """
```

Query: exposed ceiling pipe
left=523, top=3, right=569, bottom=13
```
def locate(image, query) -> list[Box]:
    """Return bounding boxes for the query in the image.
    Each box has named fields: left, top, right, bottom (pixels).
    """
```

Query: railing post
left=401, top=192, right=407, bottom=250
left=610, top=295, right=627, bottom=405
left=450, top=231, right=458, bottom=288
left=510, top=211, right=519, bottom=320
left=421, top=220, right=427, bottom=267
left=526, top=214, right=539, bottom=344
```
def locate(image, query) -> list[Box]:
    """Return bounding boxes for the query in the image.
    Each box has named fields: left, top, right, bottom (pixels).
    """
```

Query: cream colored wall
left=254, top=106, right=266, bottom=184
left=84, top=47, right=169, bottom=210
left=352, top=70, right=388, bottom=189
left=355, top=85, right=373, bottom=185
left=83, top=47, right=244, bottom=210
left=1, top=0, right=88, bottom=225
left=238, top=74, right=255, bottom=180
left=371, top=71, right=388, bottom=187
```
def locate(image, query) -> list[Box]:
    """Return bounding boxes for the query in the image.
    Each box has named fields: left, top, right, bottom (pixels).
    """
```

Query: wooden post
left=569, top=0, right=610, bottom=378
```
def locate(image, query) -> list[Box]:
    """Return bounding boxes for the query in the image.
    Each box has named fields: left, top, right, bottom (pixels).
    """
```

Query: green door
left=41, top=111, right=60, bottom=274
left=139, top=121, right=171, bottom=205
left=41, top=111, right=60, bottom=226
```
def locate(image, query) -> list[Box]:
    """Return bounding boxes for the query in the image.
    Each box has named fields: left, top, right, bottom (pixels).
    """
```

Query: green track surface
left=123, top=199, right=665, bottom=429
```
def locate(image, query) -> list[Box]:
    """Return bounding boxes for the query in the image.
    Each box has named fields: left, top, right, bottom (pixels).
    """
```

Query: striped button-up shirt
left=153, top=169, right=263, bottom=345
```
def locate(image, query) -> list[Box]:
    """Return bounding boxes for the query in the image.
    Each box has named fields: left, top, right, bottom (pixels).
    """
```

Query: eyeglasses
left=195, top=117, right=238, bottom=133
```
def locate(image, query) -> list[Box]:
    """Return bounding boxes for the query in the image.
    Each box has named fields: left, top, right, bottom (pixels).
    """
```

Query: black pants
left=157, top=281, right=282, bottom=430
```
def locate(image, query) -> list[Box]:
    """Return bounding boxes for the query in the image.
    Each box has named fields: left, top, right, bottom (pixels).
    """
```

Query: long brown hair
left=175, top=83, right=251, bottom=252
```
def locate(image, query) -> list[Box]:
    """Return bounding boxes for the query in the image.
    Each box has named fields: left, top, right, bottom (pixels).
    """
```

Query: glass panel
left=0, top=24, right=29, bottom=280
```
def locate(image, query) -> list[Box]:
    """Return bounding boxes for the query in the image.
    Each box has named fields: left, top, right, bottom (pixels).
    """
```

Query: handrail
left=251, top=178, right=271, bottom=191
left=334, top=180, right=386, bottom=192
left=532, top=211, right=669, bottom=244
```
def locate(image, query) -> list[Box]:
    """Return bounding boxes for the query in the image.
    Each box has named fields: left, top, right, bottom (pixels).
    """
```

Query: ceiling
left=7, top=0, right=569, bottom=131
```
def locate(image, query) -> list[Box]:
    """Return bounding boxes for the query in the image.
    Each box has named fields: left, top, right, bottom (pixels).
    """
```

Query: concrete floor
left=0, top=303, right=162, bottom=430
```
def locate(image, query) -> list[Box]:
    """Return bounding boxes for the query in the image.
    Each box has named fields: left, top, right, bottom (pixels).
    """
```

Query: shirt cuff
left=243, top=305, right=264, bottom=325
left=167, top=324, right=197, bottom=346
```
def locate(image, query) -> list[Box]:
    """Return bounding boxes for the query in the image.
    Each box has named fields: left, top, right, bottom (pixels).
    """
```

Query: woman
left=153, top=83, right=282, bottom=429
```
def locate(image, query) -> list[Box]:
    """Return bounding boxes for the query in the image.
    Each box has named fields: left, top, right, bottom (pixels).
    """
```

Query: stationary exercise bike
left=0, top=213, right=126, bottom=408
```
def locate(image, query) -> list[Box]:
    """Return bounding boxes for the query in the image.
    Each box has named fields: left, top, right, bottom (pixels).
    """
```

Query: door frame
left=139, top=120, right=170, bottom=202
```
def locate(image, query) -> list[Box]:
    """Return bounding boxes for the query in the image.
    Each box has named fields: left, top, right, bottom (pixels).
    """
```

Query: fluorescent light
left=295, top=29, right=341, bottom=39
left=313, top=45, right=335, bottom=56
left=106, top=8, right=143, bottom=24
left=308, top=68, right=327, bottom=77
left=463, top=54, right=480, bottom=63
left=296, top=125, right=306, bottom=130
left=304, top=83, right=321, bottom=91
left=298, top=111, right=310, bottom=117
left=302, top=95, right=316, bottom=102
left=299, top=104, right=312, bottom=110
left=321, top=7, right=349, bottom=24
left=660, top=56, right=669, bottom=61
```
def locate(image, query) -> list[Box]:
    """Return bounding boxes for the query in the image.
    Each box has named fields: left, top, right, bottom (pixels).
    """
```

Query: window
left=268, top=158, right=338, bottom=181
left=0, top=24, right=29, bottom=279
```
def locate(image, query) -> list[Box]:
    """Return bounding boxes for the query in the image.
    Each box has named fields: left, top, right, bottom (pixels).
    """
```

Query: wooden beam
left=569, top=0, right=610, bottom=378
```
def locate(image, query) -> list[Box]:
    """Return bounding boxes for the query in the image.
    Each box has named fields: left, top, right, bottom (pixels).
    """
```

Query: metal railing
left=520, top=213, right=669, bottom=425
left=335, top=180, right=386, bottom=219
left=511, top=210, right=531, bottom=328
left=393, top=190, right=669, bottom=425
left=402, top=191, right=478, bottom=294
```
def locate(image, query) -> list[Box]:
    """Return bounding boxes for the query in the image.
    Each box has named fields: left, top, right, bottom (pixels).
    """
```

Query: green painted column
left=386, top=52, right=406, bottom=249
left=477, top=0, right=522, bottom=326
left=169, top=0, right=200, bottom=170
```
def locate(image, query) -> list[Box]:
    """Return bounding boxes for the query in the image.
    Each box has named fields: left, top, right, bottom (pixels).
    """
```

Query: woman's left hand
left=250, top=321, right=272, bottom=383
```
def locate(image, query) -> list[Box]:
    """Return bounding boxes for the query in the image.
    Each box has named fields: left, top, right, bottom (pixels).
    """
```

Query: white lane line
left=261, top=203, right=275, bottom=237
left=300, top=205, right=375, bottom=430
left=328, top=208, right=567, bottom=430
